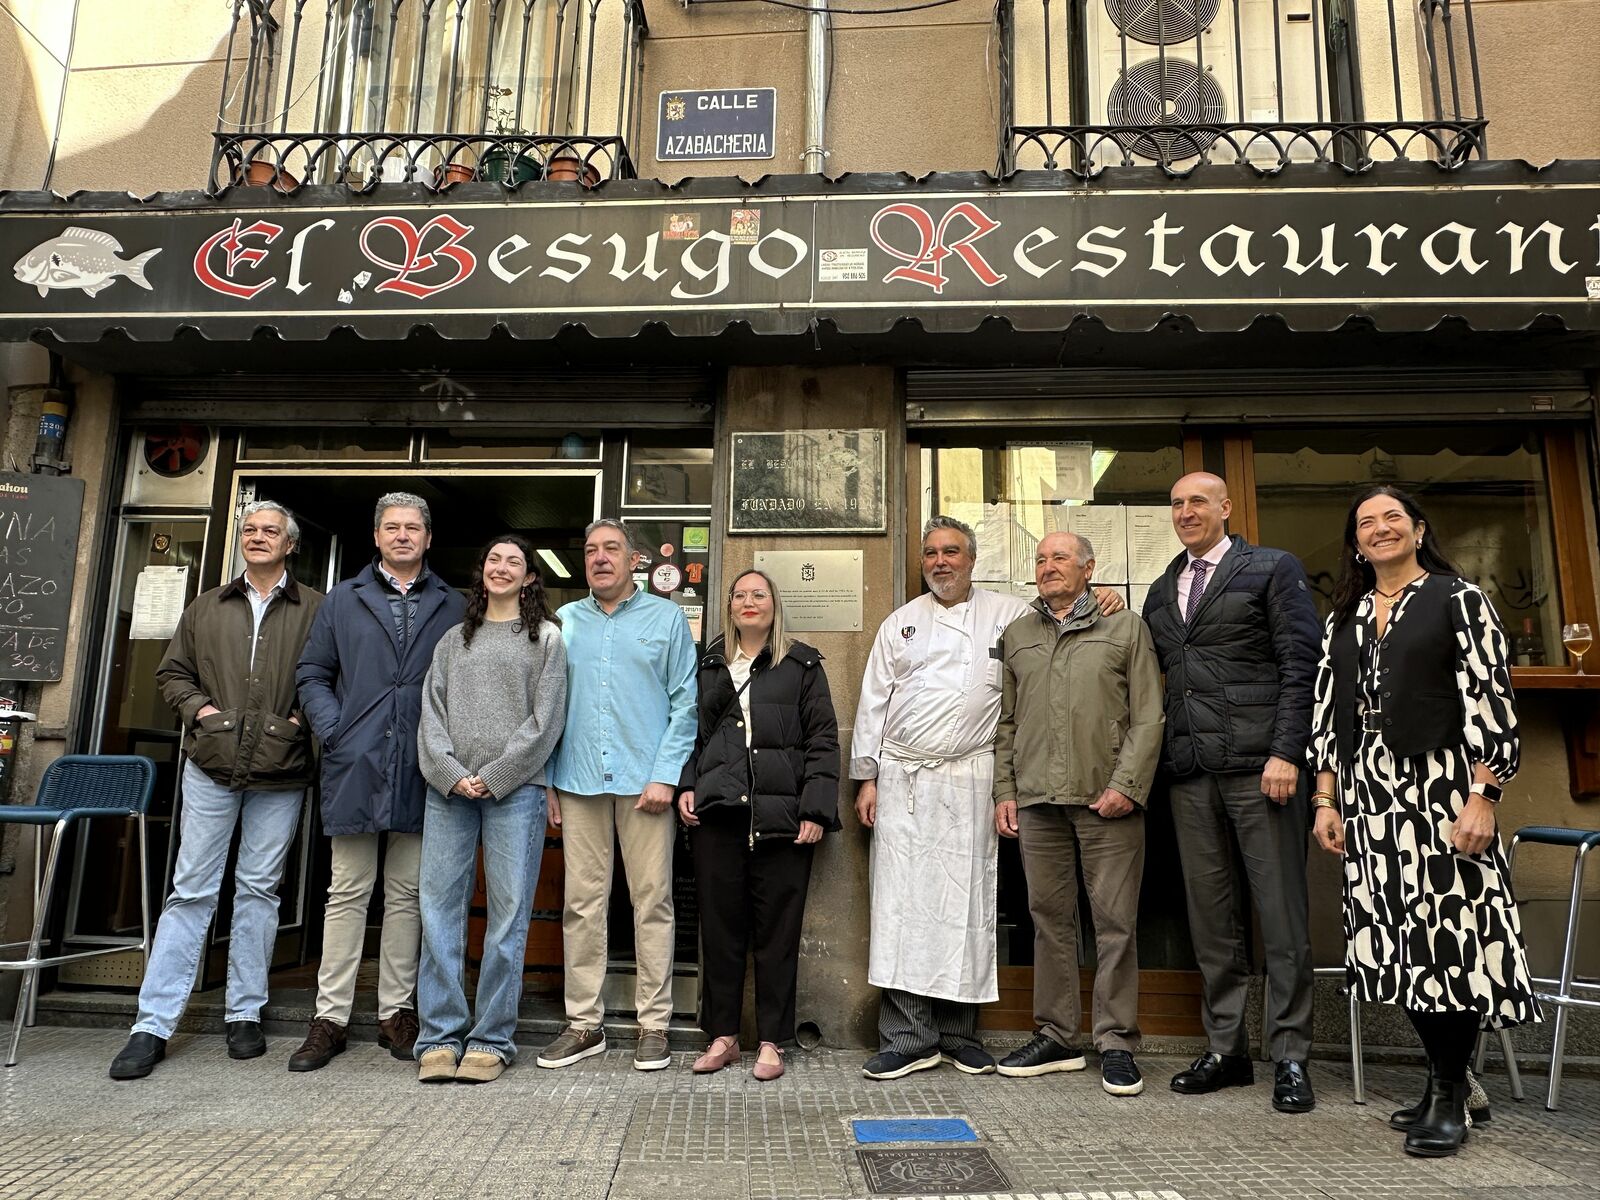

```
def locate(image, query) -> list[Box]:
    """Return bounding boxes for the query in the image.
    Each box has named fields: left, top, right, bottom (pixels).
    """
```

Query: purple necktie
left=1185, top=559, right=1210, bottom=623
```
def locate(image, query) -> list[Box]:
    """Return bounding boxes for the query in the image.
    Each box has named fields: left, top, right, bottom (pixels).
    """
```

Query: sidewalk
left=2, top=1024, right=1597, bottom=1200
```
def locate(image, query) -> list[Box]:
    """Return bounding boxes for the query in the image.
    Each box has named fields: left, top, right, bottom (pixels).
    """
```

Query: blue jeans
left=132, top=760, right=304, bottom=1039
left=416, top=783, right=546, bottom=1063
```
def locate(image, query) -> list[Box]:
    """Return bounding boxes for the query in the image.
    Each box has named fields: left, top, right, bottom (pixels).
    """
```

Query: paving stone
left=2, top=1024, right=1597, bottom=1200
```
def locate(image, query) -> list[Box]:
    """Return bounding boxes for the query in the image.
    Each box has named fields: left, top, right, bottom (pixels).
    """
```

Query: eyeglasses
left=731, top=590, right=771, bottom=603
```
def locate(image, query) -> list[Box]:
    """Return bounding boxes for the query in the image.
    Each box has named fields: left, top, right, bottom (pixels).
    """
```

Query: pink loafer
left=692, top=1036, right=741, bottom=1074
left=753, top=1043, right=785, bottom=1082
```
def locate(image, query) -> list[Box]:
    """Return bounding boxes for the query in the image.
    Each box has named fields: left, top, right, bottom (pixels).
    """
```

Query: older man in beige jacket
left=993, top=530, right=1164, bottom=1097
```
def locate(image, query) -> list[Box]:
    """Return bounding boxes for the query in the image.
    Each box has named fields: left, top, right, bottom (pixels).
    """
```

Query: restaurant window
left=1253, top=425, right=1569, bottom=664
left=926, top=429, right=1187, bottom=611
left=238, top=428, right=414, bottom=462
left=625, top=443, right=714, bottom=508
left=421, top=429, right=602, bottom=462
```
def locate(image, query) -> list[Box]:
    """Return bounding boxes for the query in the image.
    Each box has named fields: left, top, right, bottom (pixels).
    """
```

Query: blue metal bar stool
left=0, top=755, right=156, bottom=1066
left=1507, top=824, right=1600, bottom=1110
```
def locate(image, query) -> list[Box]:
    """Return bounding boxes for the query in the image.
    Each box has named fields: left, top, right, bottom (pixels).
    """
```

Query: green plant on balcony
left=479, top=86, right=543, bottom=184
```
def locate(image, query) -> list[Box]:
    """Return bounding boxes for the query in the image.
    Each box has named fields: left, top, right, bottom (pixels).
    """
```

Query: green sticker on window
left=684, top=527, right=710, bottom=550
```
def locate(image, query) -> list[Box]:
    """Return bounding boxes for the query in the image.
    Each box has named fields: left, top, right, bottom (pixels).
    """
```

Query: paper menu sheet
left=129, top=566, right=190, bottom=641
left=1128, top=506, right=1184, bottom=585
left=1066, top=505, right=1129, bottom=585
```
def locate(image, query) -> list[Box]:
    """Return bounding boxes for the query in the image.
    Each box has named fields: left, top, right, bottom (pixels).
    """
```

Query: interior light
left=537, top=549, right=572, bottom=579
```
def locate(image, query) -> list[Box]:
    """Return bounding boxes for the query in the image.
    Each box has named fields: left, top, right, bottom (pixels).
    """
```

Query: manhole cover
left=857, top=1147, right=1011, bottom=1196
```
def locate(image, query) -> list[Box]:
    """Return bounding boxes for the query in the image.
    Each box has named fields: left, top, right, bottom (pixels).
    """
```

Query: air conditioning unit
left=123, top=425, right=218, bottom=507
left=1086, top=0, right=1324, bottom=167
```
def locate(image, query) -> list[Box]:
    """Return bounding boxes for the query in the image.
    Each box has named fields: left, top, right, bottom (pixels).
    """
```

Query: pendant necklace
left=1374, top=572, right=1429, bottom=611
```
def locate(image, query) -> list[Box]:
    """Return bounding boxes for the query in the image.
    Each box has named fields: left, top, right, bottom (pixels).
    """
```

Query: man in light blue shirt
left=538, top=518, right=697, bottom=1073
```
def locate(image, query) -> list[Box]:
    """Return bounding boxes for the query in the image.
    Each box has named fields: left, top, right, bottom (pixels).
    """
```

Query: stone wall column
left=718, top=365, right=902, bottom=1049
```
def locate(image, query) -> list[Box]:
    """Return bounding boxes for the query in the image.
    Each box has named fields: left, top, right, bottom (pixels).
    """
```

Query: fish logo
left=13, top=226, right=160, bottom=298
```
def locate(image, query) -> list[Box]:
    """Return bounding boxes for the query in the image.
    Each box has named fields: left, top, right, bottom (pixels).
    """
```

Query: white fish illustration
left=12, top=227, right=161, bottom=298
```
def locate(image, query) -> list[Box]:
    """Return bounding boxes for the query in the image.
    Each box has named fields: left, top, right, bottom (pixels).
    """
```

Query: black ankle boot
left=1403, top=1077, right=1471, bottom=1158
left=1388, top=1071, right=1433, bottom=1130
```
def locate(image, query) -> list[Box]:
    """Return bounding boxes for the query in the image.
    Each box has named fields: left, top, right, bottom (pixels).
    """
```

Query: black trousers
left=692, top=810, right=814, bottom=1045
left=1408, top=1009, right=1481, bottom=1082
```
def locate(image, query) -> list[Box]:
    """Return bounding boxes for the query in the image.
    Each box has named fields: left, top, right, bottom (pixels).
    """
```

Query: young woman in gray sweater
left=414, top=534, right=567, bottom=1084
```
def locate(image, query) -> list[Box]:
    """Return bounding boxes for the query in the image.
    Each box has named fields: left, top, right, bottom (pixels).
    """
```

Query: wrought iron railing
left=212, top=0, right=647, bottom=193
left=997, top=0, right=1489, bottom=176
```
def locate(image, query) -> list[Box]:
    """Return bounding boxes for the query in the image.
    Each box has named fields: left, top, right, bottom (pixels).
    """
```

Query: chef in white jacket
left=853, top=515, right=1121, bottom=1080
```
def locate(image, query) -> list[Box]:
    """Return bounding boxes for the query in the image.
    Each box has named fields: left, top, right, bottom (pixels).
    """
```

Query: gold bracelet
left=1311, top=789, right=1336, bottom=803
left=1313, top=795, right=1338, bottom=810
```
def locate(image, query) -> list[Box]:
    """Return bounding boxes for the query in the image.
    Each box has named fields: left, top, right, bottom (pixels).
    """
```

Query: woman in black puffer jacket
left=677, top=568, right=840, bottom=1081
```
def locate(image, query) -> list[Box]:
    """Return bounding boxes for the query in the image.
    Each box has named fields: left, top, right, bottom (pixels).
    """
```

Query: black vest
left=1330, top=574, right=1463, bottom=761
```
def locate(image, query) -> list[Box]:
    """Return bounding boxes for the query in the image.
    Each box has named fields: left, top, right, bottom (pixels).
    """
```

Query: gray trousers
left=877, top=988, right=983, bottom=1055
left=1018, top=803, right=1144, bottom=1054
left=1169, top=770, right=1314, bottom=1062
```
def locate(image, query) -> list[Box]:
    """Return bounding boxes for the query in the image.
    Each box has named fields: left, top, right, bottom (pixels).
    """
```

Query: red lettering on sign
left=868, top=202, right=1007, bottom=295
left=359, top=215, right=478, bottom=299
left=193, top=218, right=284, bottom=299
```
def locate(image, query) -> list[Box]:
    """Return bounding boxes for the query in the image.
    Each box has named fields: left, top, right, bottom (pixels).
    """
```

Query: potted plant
left=478, top=86, right=543, bottom=185
left=546, top=149, right=602, bottom=186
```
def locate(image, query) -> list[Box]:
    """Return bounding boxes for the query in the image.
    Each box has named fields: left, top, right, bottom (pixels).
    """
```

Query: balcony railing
left=212, top=0, right=647, bottom=193
left=996, top=0, right=1488, bottom=176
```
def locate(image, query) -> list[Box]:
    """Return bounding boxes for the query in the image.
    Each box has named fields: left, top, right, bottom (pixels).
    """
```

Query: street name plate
left=657, top=87, right=777, bottom=161
left=753, top=550, right=862, bottom=632
left=730, top=429, right=886, bottom=534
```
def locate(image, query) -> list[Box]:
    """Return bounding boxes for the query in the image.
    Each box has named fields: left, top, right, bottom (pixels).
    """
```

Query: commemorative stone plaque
left=753, top=550, right=862, bottom=633
left=729, top=429, right=885, bottom=534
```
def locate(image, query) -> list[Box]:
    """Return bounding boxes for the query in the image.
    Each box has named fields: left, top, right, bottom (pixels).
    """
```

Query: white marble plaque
left=754, top=549, right=863, bottom=632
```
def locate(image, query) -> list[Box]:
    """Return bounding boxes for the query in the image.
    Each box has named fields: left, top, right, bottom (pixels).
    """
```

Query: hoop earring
left=1355, top=551, right=1367, bottom=564
left=1415, top=539, right=1422, bottom=548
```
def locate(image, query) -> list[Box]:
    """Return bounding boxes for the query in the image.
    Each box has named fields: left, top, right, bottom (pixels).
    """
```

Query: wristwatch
left=1469, top=782, right=1504, bottom=805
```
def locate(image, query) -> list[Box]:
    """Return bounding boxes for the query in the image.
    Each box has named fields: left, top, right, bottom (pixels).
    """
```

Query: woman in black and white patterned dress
left=1309, top=485, right=1537, bottom=1160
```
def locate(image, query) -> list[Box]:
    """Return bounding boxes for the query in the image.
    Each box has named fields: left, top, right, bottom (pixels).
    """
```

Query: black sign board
left=657, top=88, right=777, bottom=161
left=3, top=170, right=1600, bottom=342
left=730, top=429, right=886, bottom=533
left=0, top=472, right=84, bottom=682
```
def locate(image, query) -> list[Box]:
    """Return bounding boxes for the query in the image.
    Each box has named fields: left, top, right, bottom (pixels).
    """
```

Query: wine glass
left=1563, top=623, right=1593, bottom=675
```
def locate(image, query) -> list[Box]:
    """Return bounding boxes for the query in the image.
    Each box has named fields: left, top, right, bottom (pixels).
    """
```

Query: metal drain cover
left=857, top=1146, right=1011, bottom=1195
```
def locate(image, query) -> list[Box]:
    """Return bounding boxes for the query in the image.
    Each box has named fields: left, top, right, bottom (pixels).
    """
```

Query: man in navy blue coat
left=289, top=492, right=466, bottom=1072
left=1142, top=472, right=1322, bottom=1114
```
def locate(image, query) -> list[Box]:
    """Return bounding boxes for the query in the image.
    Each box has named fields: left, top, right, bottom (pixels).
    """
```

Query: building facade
left=0, top=0, right=1596, bottom=1049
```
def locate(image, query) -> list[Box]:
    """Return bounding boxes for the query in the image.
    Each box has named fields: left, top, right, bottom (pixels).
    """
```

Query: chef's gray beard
left=925, top=573, right=971, bottom=603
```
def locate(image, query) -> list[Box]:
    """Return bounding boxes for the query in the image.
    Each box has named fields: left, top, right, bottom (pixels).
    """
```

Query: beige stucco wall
left=1468, top=0, right=1600, bottom=163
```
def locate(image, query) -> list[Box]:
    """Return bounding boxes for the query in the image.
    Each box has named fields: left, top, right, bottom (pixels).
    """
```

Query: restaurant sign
left=2, top=174, right=1599, bottom=341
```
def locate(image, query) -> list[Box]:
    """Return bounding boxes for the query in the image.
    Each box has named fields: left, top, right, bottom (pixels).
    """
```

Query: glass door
left=63, top=517, right=210, bottom=981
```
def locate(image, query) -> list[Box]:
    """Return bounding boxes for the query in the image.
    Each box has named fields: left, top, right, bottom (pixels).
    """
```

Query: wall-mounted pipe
left=802, top=0, right=828, bottom=173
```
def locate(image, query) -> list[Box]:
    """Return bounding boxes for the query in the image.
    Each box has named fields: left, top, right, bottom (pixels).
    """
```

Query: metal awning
left=4, top=163, right=1599, bottom=348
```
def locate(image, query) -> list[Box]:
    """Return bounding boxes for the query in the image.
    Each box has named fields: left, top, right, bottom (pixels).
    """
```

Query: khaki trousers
left=1017, top=803, right=1144, bottom=1053
left=314, top=832, right=422, bottom=1024
left=560, top=792, right=676, bottom=1030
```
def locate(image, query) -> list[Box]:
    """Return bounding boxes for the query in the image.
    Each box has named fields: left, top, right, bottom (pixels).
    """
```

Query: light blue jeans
left=132, top=760, right=304, bottom=1039
left=416, top=783, right=546, bottom=1064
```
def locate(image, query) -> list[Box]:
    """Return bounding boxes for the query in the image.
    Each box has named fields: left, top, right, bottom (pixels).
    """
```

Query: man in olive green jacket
left=993, top=530, right=1163, bottom=1096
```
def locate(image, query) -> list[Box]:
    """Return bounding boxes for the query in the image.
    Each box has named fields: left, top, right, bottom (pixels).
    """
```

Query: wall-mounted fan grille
left=1106, top=58, right=1226, bottom=160
left=1103, top=0, right=1221, bottom=45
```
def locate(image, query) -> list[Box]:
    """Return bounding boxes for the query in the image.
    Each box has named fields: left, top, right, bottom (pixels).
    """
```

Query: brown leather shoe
left=377, top=1008, right=419, bottom=1061
left=287, top=1019, right=347, bottom=1072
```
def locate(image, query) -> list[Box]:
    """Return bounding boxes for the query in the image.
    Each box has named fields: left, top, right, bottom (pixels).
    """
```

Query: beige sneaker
left=417, top=1047, right=458, bottom=1083
left=535, top=1025, right=606, bottom=1069
left=634, top=1029, right=671, bottom=1072
left=455, top=1050, right=505, bottom=1084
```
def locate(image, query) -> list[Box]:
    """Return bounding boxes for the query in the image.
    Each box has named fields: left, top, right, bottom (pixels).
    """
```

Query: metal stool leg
left=1546, top=843, right=1590, bottom=1111
left=1473, top=1029, right=1487, bottom=1075
left=6, top=819, right=67, bottom=1068
left=1498, top=1028, right=1524, bottom=1101
left=1348, top=987, right=1365, bottom=1104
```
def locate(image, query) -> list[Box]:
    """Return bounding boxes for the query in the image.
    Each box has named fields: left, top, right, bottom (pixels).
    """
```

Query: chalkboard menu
left=0, top=472, right=85, bottom=682
left=729, top=429, right=886, bottom=534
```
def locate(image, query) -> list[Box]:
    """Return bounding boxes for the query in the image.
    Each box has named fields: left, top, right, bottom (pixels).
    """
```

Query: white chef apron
left=867, top=738, right=999, bottom=1004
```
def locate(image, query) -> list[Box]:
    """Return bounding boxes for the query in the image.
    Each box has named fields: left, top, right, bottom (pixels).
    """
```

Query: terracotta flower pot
left=236, top=159, right=299, bottom=193
left=546, top=155, right=601, bottom=186
left=435, top=162, right=476, bottom=187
